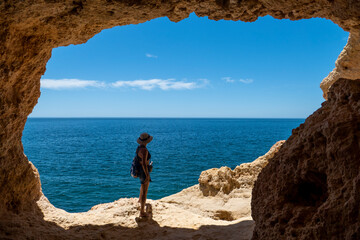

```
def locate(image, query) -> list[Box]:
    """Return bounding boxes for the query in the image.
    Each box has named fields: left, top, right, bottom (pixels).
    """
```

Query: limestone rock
left=161, top=185, right=253, bottom=222
left=0, top=194, right=254, bottom=240
left=321, top=32, right=360, bottom=99
left=199, top=141, right=285, bottom=196
left=252, top=79, right=360, bottom=240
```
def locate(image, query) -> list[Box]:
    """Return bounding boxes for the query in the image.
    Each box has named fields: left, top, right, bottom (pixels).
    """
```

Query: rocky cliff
left=252, top=79, right=360, bottom=239
left=198, top=141, right=285, bottom=197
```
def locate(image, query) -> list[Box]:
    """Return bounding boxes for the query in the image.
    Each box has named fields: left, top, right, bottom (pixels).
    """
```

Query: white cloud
left=222, top=77, right=253, bottom=84
left=239, top=79, right=254, bottom=84
left=112, top=78, right=206, bottom=90
left=145, top=53, right=158, bottom=58
left=41, top=79, right=106, bottom=89
left=41, top=78, right=208, bottom=91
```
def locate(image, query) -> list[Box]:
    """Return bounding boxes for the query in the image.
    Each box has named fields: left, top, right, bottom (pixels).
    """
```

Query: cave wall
left=252, top=79, right=360, bottom=239
left=321, top=32, right=360, bottom=99
left=1, top=0, right=360, bottom=238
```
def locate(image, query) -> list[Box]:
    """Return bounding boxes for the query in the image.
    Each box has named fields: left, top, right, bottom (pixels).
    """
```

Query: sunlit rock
left=198, top=140, right=285, bottom=196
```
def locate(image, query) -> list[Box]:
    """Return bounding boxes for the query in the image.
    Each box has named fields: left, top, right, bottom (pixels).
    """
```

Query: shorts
left=139, top=169, right=151, bottom=184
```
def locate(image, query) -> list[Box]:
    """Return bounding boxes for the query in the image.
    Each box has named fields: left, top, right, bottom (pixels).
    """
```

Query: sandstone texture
left=198, top=140, right=285, bottom=197
left=0, top=195, right=254, bottom=240
left=321, top=32, right=360, bottom=99
left=252, top=79, right=360, bottom=240
left=0, top=141, right=283, bottom=240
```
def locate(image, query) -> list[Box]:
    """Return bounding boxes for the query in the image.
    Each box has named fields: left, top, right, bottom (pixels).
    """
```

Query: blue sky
left=31, top=13, right=348, bottom=118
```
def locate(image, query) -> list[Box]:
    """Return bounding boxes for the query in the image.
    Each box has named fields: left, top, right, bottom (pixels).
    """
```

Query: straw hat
left=137, top=132, right=153, bottom=145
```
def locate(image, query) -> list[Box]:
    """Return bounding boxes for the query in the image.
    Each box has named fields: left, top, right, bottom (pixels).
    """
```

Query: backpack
left=130, top=155, right=141, bottom=178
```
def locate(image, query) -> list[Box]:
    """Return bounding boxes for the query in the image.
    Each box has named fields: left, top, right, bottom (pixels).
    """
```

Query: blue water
left=22, top=118, right=303, bottom=213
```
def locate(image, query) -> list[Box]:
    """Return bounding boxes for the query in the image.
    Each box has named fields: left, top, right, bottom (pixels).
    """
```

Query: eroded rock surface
left=252, top=79, right=360, bottom=240
left=0, top=195, right=254, bottom=240
left=321, top=32, right=360, bottom=99
left=198, top=140, right=285, bottom=196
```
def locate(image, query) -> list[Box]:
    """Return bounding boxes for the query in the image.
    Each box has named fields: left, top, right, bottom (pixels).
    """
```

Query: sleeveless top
left=136, top=145, right=151, bottom=163
left=136, top=145, right=151, bottom=182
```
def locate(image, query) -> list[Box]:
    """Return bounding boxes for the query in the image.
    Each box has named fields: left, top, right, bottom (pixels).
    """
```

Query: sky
left=31, top=13, right=349, bottom=118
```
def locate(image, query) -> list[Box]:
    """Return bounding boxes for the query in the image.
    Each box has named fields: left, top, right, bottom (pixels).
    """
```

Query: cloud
left=239, top=79, right=254, bottom=84
left=222, top=77, right=253, bottom=84
left=41, top=79, right=106, bottom=89
left=112, top=78, right=207, bottom=90
left=145, top=53, right=158, bottom=58
left=222, top=77, right=235, bottom=83
left=41, top=78, right=208, bottom=91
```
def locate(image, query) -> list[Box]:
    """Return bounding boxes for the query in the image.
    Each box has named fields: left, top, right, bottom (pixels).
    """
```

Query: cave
left=1, top=1, right=360, bottom=239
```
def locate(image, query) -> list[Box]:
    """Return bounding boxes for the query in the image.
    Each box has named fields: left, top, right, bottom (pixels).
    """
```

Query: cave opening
left=2, top=0, right=360, bottom=239
left=21, top=14, right=347, bottom=214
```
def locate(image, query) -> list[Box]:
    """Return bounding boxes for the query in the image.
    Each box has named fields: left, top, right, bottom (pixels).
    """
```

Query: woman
left=135, top=132, right=153, bottom=218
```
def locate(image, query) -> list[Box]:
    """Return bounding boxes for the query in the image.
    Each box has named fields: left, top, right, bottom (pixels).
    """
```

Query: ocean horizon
left=28, top=117, right=306, bottom=119
left=23, top=118, right=304, bottom=213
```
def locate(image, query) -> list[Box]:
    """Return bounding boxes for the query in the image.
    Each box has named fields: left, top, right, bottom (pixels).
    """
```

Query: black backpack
left=130, top=154, right=141, bottom=178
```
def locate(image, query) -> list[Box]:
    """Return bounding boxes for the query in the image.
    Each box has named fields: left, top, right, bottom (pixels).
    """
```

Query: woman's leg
left=140, top=183, right=146, bottom=215
left=143, top=181, right=149, bottom=202
left=140, top=181, right=149, bottom=216
left=139, top=184, right=143, bottom=203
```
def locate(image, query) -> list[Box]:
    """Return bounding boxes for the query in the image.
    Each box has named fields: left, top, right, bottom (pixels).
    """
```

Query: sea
left=22, top=118, right=304, bottom=213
